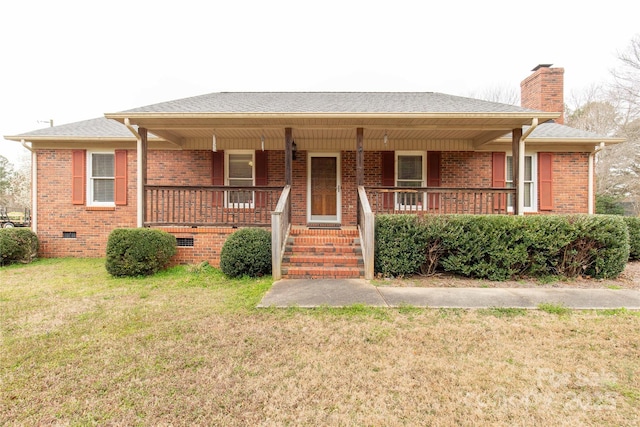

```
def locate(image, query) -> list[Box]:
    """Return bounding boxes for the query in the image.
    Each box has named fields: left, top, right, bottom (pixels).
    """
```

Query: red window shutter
left=71, top=150, right=86, bottom=205
left=255, top=150, right=268, bottom=207
left=427, top=151, right=441, bottom=210
left=114, top=150, right=127, bottom=206
left=212, top=150, right=224, bottom=185
left=538, top=152, right=554, bottom=211
left=211, top=150, right=225, bottom=207
left=492, top=152, right=506, bottom=187
left=381, top=151, right=395, bottom=209
left=492, top=152, right=506, bottom=212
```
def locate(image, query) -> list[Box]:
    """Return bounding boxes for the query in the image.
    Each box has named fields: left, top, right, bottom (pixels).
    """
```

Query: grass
left=2, top=258, right=640, bottom=426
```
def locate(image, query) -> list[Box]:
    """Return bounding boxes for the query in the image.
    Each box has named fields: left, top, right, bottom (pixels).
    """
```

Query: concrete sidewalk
left=257, top=279, right=640, bottom=309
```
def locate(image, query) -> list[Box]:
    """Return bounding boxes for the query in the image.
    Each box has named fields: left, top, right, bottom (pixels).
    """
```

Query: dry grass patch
left=2, top=259, right=640, bottom=426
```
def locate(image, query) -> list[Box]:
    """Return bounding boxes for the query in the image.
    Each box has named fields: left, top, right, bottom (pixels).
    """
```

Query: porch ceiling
left=109, top=114, right=554, bottom=146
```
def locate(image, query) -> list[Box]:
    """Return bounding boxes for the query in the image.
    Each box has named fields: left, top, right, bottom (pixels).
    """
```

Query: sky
left=1, top=0, right=638, bottom=165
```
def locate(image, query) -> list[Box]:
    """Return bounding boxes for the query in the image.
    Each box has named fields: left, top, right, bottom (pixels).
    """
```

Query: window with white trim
left=225, top=151, right=255, bottom=206
left=396, top=152, right=425, bottom=209
left=506, top=154, right=536, bottom=212
left=87, top=151, right=115, bottom=206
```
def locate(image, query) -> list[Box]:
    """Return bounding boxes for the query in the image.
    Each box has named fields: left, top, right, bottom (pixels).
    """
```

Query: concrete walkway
left=257, top=279, right=640, bottom=309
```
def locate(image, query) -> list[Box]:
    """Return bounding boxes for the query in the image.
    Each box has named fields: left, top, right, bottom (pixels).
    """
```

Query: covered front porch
left=106, top=95, right=554, bottom=280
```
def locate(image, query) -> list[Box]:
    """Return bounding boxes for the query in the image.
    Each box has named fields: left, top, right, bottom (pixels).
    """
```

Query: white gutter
left=517, top=118, right=539, bottom=215
left=124, top=118, right=143, bottom=228
left=21, top=140, right=37, bottom=233
left=588, top=142, right=606, bottom=214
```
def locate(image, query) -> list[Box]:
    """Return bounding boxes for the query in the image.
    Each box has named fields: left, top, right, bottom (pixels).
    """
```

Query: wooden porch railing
left=357, top=186, right=375, bottom=280
left=271, top=185, right=291, bottom=281
left=365, top=187, right=516, bottom=215
left=144, top=185, right=283, bottom=227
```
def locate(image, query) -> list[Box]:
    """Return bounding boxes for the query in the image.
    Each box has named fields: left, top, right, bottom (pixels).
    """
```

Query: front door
left=308, top=153, right=340, bottom=223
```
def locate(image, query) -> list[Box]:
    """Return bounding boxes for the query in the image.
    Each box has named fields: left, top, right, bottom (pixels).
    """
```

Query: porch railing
left=357, top=186, right=375, bottom=280
left=271, top=185, right=291, bottom=281
left=365, top=187, right=515, bottom=215
left=144, top=185, right=283, bottom=227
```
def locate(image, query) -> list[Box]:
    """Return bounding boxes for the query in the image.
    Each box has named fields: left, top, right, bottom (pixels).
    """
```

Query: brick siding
left=34, top=147, right=590, bottom=264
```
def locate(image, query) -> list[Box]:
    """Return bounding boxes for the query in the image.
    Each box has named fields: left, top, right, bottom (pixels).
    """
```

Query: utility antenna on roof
left=37, top=119, right=54, bottom=127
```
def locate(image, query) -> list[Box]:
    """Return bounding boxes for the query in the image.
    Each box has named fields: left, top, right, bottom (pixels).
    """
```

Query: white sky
left=1, top=0, right=638, bottom=165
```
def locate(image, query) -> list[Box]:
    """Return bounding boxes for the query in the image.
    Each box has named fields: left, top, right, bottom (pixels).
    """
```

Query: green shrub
left=624, top=217, right=640, bottom=261
left=0, top=228, right=39, bottom=266
left=374, top=215, right=427, bottom=277
left=220, top=228, right=271, bottom=278
left=106, top=228, right=177, bottom=277
left=596, top=194, right=625, bottom=215
left=374, top=214, right=630, bottom=280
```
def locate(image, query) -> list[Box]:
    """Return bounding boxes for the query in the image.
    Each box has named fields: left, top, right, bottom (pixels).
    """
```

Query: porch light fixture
left=261, top=134, right=265, bottom=151
left=292, top=140, right=297, bottom=160
left=212, top=133, right=217, bottom=152
left=383, top=131, right=388, bottom=146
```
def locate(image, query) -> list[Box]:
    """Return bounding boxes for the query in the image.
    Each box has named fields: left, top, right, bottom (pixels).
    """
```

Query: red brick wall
left=35, top=149, right=137, bottom=258
left=441, top=152, right=493, bottom=187
left=549, top=152, right=589, bottom=213
left=521, top=66, right=565, bottom=124
left=34, top=147, right=589, bottom=262
left=161, top=226, right=246, bottom=266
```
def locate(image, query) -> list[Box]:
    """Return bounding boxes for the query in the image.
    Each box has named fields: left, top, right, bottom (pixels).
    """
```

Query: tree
left=0, top=155, right=14, bottom=205
left=0, top=154, right=30, bottom=208
left=567, top=35, right=640, bottom=214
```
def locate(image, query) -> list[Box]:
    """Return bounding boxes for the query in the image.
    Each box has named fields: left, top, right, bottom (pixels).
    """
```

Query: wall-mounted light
left=383, top=131, right=388, bottom=146
left=292, top=140, right=297, bottom=160
left=212, top=133, right=217, bottom=152
left=261, top=134, right=265, bottom=152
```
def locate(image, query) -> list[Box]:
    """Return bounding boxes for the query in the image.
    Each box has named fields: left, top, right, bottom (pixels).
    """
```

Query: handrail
left=357, top=186, right=375, bottom=280
left=144, top=185, right=282, bottom=226
left=271, top=185, right=291, bottom=281
left=365, top=186, right=515, bottom=215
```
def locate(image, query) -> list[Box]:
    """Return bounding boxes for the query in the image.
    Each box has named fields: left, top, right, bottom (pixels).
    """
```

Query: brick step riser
left=284, top=246, right=362, bottom=255
left=282, top=256, right=364, bottom=267
left=287, top=238, right=360, bottom=246
left=282, top=269, right=364, bottom=279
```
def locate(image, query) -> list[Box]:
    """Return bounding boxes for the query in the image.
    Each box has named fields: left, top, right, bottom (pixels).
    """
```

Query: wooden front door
left=309, top=154, right=340, bottom=223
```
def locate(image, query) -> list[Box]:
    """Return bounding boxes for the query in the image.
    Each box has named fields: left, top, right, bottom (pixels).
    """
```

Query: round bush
left=106, top=228, right=177, bottom=277
left=220, top=228, right=271, bottom=278
left=624, top=216, right=640, bottom=261
left=0, top=228, right=39, bottom=266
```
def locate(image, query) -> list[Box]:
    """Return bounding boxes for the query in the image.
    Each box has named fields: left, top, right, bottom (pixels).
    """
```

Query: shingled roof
left=10, top=117, right=135, bottom=139
left=118, top=92, right=539, bottom=114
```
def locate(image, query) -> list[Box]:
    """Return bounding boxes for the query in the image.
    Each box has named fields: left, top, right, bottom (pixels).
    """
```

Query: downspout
left=21, top=139, right=37, bottom=233
left=517, top=118, right=538, bottom=215
left=124, top=118, right=143, bottom=227
left=588, top=142, right=606, bottom=214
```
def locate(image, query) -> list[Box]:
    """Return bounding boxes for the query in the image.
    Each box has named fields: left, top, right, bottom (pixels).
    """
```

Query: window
left=506, top=154, right=536, bottom=211
left=226, top=151, right=254, bottom=206
left=88, top=152, right=115, bottom=206
left=396, top=152, right=425, bottom=209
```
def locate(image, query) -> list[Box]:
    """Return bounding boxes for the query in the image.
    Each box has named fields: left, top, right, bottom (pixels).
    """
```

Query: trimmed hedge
left=106, top=228, right=177, bottom=277
left=0, top=228, right=39, bottom=266
left=624, top=217, right=640, bottom=261
left=375, top=214, right=630, bottom=280
left=220, top=228, right=272, bottom=278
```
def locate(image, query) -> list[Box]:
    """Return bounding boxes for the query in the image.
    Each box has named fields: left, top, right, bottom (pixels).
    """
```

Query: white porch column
left=518, top=135, right=526, bottom=216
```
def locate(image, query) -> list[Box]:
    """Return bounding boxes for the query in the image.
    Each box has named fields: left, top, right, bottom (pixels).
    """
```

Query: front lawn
left=1, top=259, right=639, bottom=425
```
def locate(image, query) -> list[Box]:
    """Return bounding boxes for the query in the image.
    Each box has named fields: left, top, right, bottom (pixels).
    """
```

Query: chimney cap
left=532, top=64, right=553, bottom=71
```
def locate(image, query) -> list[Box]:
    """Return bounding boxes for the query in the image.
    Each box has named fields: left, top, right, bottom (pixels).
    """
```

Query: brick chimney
left=520, top=64, right=564, bottom=124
